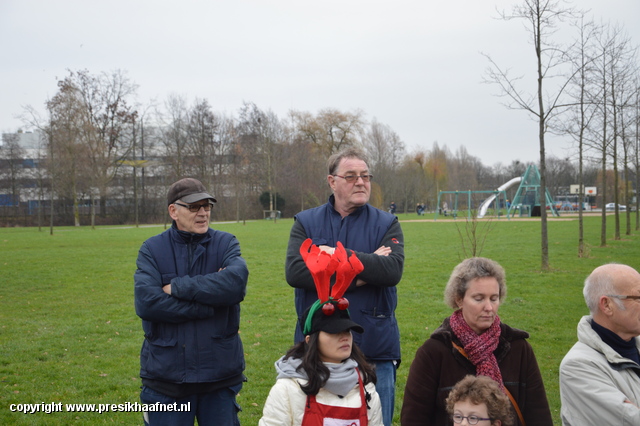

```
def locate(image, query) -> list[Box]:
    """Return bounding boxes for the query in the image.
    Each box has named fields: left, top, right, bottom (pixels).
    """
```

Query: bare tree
left=185, top=98, right=219, bottom=186
left=563, top=13, right=601, bottom=256
left=634, top=78, right=640, bottom=231
left=546, top=155, right=576, bottom=197
left=425, top=142, right=449, bottom=209
left=0, top=133, right=25, bottom=205
left=364, top=118, right=406, bottom=208
left=607, top=30, right=637, bottom=240
left=237, top=102, right=284, bottom=219
left=283, top=112, right=327, bottom=214
left=72, top=70, right=138, bottom=227
left=392, top=154, right=422, bottom=214
left=588, top=25, right=638, bottom=242
left=619, top=83, right=639, bottom=237
left=612, top=49, right=638, bottom=237
left=484, top=0, right=578, bottom=270
left=158, top=94, right=190, bottom=180
left=291, top=108, right=366, bottom=157
left=45, top=78, right=94, bottom=226
left=448, top=146, right=482, bottom=193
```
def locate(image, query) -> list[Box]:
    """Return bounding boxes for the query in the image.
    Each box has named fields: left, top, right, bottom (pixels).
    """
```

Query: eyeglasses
left=333, top=174, right=373, bottom=183
left=174, top=202, right=213, bottom=213
left=452, top=414, right=492, bottom=424
left=607, top=295, right=640, bottom=301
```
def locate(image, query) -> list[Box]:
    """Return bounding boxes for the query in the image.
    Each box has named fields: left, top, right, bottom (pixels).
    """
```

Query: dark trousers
left=140, top=384, right=241, bottom=426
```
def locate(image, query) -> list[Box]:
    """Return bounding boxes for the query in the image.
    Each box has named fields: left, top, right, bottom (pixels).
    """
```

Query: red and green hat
left=299, top=239, right=365, bottom=335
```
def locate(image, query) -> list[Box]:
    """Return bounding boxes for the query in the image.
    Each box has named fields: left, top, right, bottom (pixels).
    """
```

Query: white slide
left=477, top=177, right=522, bottom=218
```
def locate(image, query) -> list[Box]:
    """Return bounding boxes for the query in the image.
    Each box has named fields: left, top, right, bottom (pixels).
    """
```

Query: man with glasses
left=134, top=178, right=249, bottom=425
left=285, top=148, right=405, bottom=426
left=560, top=263, right=640, bottom=425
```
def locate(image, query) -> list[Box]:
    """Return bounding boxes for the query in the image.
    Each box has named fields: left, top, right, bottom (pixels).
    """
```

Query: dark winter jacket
left=401, top=317, right=553, bottom=426
left=134, top=223, right=249, bottom=386
left=285, top=195, right=404, bottom=361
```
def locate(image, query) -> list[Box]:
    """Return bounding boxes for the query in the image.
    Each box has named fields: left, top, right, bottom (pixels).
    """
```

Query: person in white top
left=260, top=239, right=383, bottom=426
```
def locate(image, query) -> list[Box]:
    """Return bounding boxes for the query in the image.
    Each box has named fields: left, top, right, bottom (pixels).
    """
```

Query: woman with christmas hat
left=259, top=239, right=383, bottom=426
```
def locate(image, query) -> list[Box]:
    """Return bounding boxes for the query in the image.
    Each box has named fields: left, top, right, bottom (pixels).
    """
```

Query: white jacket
left=559, top=315, right=640, bottom=425
left=258, top=377, right=383, bottom=426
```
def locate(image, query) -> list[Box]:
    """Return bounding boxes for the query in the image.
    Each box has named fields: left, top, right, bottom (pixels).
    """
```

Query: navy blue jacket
left=134, top=224, right=248, bottom=384
left=285, top=196, right=404, bottom=361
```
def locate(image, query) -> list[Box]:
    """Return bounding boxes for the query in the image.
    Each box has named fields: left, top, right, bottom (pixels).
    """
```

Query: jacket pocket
left=197, top=334, right=244, bottom=381
left=141, top=323, right=181, bottom=381
left=356, top=309, right=399, bottom=359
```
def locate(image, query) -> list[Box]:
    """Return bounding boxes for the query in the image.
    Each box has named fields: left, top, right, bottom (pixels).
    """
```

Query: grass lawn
left=1, top=213, right=639, bottom=425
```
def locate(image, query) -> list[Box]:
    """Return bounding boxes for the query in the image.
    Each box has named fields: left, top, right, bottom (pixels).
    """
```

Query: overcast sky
left=1, top=0, right=638, bottom=167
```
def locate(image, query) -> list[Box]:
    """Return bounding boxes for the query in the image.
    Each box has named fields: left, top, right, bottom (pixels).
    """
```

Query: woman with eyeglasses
left=400, top=257, right=553, bottom=426
left=445, top=375, right=513, bottom=426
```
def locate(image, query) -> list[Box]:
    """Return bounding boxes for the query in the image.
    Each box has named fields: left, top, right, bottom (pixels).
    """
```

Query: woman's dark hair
left=284, top=333, right=377, bottom=396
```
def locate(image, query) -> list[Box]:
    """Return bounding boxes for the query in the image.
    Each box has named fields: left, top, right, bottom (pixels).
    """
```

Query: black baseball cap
left=167, top=178, right=217, bottom=205
left=302, top=300, right=364, bottom=335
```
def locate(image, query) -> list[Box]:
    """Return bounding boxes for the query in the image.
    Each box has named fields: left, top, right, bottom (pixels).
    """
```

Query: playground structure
left=434, top=164, right=559, bottom=220
left=478, top=177, right=521, bottom=218
left=507, top=165, right=558, bottom=218
left=435, top=189, right=510, bottom=221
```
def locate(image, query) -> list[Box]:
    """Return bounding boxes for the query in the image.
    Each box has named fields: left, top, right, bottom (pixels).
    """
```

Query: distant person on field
left=389, top=201, right=397, bottom=214
left=285, top=148, right=404, bottom=426
left=446, top=375, right=514, bottom=426
left=401, top=257, right=553, bottom=426
left=134, top=178, right=249, bottom=426
left=559, top=263, right=640, bottom=425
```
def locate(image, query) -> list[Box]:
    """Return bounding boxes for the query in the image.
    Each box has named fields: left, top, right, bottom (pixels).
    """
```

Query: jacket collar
left=578, top=315, right=640, bottom=369
left=170, top=221, right=211, bottom=244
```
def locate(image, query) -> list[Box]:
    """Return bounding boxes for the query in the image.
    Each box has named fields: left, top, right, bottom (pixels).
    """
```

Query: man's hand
left=356, top=245, right=391, bottom=287
left=373, top=245, right=391, bottom=256
left=318, top=245, right=336, bottom=255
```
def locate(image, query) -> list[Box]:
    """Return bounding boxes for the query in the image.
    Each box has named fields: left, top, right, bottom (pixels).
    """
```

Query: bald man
left=560, top=263, right=640, bottom=425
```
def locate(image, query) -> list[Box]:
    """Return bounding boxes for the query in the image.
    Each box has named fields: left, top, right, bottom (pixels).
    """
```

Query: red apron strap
left=301, top=368, right=368, bottom=426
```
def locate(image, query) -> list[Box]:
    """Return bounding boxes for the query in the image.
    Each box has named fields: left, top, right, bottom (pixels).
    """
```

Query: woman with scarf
left=259, top=239, right=383, bottom=425
left=400, top=257, right=552, bottom=426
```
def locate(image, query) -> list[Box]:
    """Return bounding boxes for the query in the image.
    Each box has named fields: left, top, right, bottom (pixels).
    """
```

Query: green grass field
left=1, top=213, right=639, bottom=425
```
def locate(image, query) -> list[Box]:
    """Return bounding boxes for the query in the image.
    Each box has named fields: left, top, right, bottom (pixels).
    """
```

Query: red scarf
left=449, top=309, right=505, bottom=390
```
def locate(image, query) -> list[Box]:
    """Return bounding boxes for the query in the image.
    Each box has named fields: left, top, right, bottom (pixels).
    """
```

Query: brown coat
left=401, top=317, right=553, bottom=426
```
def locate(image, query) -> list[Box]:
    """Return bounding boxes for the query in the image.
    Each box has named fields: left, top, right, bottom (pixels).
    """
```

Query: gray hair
left=444, top=257, right=507, bottom=309
left=584, top=263, right=624, bottom=314
left=327, top=148, right=369, bottom=176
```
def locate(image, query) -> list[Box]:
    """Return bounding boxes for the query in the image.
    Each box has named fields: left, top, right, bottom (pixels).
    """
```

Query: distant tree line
left=0, top=2, right=638, bottom=259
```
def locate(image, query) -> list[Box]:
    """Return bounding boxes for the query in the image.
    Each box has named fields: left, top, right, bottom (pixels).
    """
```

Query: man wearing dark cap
left=134, top=178, right=249, bottom=426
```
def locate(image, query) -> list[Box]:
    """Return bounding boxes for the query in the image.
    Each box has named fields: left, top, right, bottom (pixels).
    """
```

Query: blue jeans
left=373, top=360, right=397, bottom=426
left=140, top=384, right=241, bottom=426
